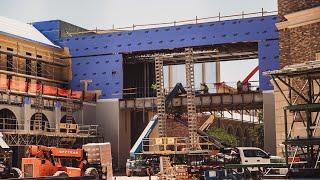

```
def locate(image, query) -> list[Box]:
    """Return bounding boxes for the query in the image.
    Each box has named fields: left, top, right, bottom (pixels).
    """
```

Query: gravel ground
left=113, top=176, right=157, bottom=180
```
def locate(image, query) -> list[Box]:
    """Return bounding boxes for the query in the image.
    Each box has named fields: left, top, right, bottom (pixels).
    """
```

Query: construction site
left=0, top=0, right=318, bottom=179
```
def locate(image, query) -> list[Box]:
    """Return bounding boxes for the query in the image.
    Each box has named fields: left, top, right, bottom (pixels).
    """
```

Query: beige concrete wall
left=274, top=80, right=290, bottom=156
left=263, top=91, right=276, bottom=155
left=75, top=102, right=97, bottom=125
left=96, top=99, right=120, bottom=168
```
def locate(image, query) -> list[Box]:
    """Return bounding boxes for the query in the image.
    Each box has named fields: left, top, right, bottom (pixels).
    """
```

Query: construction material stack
left=83, top=142, right=113, bottom=180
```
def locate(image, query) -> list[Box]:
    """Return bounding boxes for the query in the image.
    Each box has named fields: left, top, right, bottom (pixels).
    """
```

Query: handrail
left=69, top=9, right=277, bottom=36
left=0, top=118, right=99, bottom=136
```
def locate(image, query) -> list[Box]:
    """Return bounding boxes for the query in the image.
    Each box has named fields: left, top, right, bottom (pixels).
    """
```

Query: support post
left=155, top=55, right=166, bottom=137
left=185, top=48, right=198, bottom=150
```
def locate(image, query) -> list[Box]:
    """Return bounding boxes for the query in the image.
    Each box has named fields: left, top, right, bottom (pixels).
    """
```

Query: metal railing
left=78, top=124, right=99, bottom=136
left=69, top=9, right=277, bottom=36
left=0, top=118, right=99, bottom=136
left=0, top=118, right=24, bottom=131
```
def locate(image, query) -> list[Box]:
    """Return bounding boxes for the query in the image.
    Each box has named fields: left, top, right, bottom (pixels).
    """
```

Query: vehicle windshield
left=243, top=149, right=268, bottom=158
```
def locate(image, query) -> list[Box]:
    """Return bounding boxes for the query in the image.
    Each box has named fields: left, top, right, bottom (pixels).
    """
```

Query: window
left=36, top=55, right=42, bottom=77
left=26, top=52, right=32, bottom=75
left=6, top=54, right=13, bottom=72
left=243, top=149, right=267, bottom=158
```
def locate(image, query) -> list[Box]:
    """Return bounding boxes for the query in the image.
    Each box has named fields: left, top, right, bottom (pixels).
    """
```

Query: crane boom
left=242, top=65, right=259, bottom=84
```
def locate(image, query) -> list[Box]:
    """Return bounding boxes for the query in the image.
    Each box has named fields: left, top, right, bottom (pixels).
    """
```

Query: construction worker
left=150, top=83, right=157, bottom=96
left=151, top=84, right=157, bottom=90
left=237, top=80, right=242, bottom=92
left=200, top=83, right=209, bottom=94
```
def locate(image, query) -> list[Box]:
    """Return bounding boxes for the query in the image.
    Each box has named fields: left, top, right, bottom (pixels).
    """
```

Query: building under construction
left=29, top=9, right=279, bottom=168
left=0, top=0, right=318, bottom=174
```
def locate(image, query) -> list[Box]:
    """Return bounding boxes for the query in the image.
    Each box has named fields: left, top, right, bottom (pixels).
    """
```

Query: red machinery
left=21, top=145, right=90, bottom=177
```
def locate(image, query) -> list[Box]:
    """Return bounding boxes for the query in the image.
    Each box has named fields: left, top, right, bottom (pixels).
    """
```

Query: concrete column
left=263, top=91, right=276, bottom=155
left=201, top=63, right=206, bottom=83
left=55, top=101, right=62, bottom=132
left=22, top=97, right=31, bottom=132
left=215, top=62, right=221, bottom=83
left=168, top=65, right=173, bottom=89
left=119, top=110, right=131, bottom=168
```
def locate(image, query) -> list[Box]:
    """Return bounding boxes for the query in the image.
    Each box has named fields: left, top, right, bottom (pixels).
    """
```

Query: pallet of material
left=83, top=142, right=113, bottom=179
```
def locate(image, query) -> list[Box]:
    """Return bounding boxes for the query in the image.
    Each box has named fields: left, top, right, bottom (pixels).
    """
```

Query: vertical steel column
left=155, top=55, right=166, bottom=137
left=185, top=48, right=198, bottom=149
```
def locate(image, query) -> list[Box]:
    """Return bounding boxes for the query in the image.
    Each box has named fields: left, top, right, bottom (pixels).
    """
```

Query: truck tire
left=126, top=170, right=133, bottom=177
left=146, top=168, right=154, bottom=176
left=53, top=171, right=69, bottom=177
left=11, top=167, right=22, bottom=178
left=85, top=167, right=99, bottom=179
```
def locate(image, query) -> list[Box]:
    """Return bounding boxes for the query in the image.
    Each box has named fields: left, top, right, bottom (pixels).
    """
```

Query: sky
left=0, top=0, right=277, bottom=29
left=0, top=0, right=278, bottom=89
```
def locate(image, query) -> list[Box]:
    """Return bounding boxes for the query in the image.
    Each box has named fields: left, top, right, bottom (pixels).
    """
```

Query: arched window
left=0, top=108, right=17, bottom=130
left=60, top=115, right=77, bottom=133
left=30, top=113, right=50, bottom=131
left=60, top=115, right=76, bottom=124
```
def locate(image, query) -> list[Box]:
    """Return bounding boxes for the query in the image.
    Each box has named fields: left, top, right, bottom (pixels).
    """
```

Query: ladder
left=155, top=55, right=166, bottom=137
left=315, top=151, right=320, bottom=168
left=160, top=156, right=171, bottom=173
left=65, top=96, right=74, bottom=124
left=34, top=84, right=43, bottom=131
left=185, top=48, right=198, bottom=150
left=289, top=112, right=320, bottom=169
left=314, top=115, right=320, bottom=168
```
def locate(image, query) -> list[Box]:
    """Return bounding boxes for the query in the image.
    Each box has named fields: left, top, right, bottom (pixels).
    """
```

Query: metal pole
left=284, top=109, right=289, bottom=166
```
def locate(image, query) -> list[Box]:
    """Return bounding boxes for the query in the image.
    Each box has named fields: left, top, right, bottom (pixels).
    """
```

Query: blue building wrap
left=33, top=15, right=279, bottom=99
left=32, top=20, right=61, bottom=45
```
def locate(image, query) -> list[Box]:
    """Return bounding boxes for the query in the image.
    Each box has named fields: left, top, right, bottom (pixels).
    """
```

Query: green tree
left=207, top=128, right=239, bottom=147
left=249, top=124, right=264, bottom=148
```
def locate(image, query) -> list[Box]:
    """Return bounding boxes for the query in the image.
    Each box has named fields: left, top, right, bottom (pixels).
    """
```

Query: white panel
left=0, top=16, right=59, bottom=48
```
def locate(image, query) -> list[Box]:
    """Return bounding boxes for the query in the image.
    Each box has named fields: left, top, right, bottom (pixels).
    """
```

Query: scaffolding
left=153, top=48, right=204, bottom=153
left=266, top=60, right=320, bottom=175
left=185, top=48, right=198, bottom=150
left=155, top=54, right=166, bottom=137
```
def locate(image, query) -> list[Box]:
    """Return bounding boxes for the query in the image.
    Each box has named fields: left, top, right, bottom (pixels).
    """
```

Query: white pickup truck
left=228, top=147, right=286, bottom=176
left=236, top=147, right=272, bottom=165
